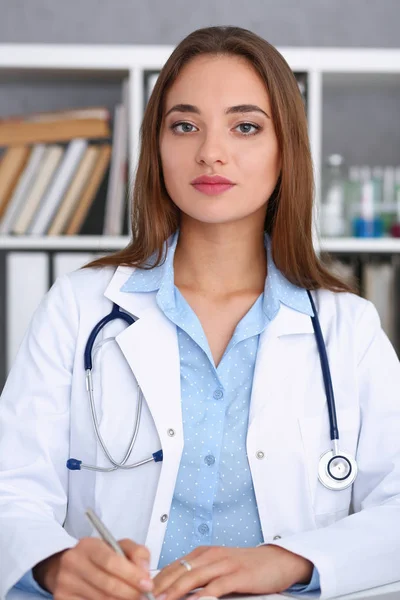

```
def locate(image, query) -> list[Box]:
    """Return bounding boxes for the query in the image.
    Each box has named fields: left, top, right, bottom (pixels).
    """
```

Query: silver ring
left=179, top=559, right=192, bottom=571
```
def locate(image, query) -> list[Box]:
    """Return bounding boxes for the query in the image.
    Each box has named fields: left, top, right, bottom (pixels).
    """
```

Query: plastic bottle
left=345, top=166, right=362, bottom=232
left=320, top=154, right=346, bottom=237
left=389, top=168, right=400, bottom=237
left=353, top=166, right=384, bottom=237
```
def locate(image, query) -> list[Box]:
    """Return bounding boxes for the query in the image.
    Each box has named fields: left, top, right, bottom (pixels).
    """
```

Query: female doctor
left=1, top=25, right=400, bottom=600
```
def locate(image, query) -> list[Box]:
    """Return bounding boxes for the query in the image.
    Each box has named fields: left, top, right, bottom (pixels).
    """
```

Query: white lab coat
left=0, top=263, right=400, bottom=600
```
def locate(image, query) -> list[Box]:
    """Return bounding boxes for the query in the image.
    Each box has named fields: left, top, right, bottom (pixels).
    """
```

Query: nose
left=195, top=130, right=229, bottom=166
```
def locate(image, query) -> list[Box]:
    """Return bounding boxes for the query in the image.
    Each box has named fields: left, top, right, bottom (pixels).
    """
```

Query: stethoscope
left=67, top=291, right=358, bottom=491
left=66, top=304, right=163, bottom=473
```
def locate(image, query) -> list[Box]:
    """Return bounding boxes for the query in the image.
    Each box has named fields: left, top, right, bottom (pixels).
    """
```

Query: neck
left=173, top=217, right=268, bottom=297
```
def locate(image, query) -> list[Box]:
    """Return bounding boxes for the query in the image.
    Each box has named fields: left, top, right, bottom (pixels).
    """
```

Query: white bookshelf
left=319, top=238, right=400, bottom=254
left=0, top=235, right=130, bottom=250
left=0, top=44, right=400, bottom=252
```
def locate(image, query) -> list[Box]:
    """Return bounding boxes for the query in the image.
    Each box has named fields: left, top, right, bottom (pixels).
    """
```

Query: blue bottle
left=352, top=170, right=383, bottom=238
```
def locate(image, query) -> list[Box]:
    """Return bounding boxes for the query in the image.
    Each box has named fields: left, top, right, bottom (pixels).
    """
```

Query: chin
left=187, top=213, right=253, bottom=226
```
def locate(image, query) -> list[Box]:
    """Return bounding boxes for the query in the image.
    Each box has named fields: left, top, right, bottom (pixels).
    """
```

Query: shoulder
left=52, top=264, right=134, bottom=302
left=313, top=287, right=377, bottom=324
left=312, top=288, right=382, bottom=363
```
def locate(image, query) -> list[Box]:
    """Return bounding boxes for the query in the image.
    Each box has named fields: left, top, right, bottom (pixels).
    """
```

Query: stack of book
left=0, top=80, right=129, bottom=236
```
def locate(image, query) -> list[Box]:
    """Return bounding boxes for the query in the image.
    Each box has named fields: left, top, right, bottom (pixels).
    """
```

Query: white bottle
left=320, top=154, right=346, bottom=237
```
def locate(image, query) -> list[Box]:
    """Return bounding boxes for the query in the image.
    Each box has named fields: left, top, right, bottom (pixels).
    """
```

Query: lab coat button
left=273, top=535, right=281, bottom=540
left=167, top=428, right=175, bottom=437
left=256, top=451, right=265, bottom=459
left=160, top=514, right=168, bottom=522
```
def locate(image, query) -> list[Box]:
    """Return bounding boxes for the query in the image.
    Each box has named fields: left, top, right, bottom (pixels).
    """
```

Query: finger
left=60, top=553, right=146, bottom=600
left=153, top=547, right=209, bottom=593
left=192, top=573, right=239, bottom=600
left=119, top=538, right=151, bottom=570
left=90, top=544, right=152, bottom=591
left=83, top=545, right=153, bottom=596
left=157, top=559, right=234, bottom=600
left=57, top=568, right=141, bottom=600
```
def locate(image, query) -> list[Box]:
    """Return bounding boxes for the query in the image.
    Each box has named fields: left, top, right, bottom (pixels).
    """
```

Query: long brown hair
left=86, top=26, right=355, bottom=294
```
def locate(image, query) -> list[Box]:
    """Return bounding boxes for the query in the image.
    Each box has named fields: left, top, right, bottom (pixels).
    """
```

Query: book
left=12, top=145, right=64, bottom=235
left=1, top=106, right=110, bottom=124
left=47, top=145, right=100, bottom=235
left=66, top=144, right=112, bottom=235
left=6, top=251, right=49, bottom=371
left=29, top=139, right=88, bottom=235
left=0, top=118, right=110, bottom=146
left=103, top=79, right=129, bottom=236
left=364, top=261, right=395, bottom=345
left=77, top=162, right=110, bottom=236
left=0, top=146, right=31, bottom=219
left=0, top=144, right=46, bottom=234
left=102, top=102, right=127, bottom=235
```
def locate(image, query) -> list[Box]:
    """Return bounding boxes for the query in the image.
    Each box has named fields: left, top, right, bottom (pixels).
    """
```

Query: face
left=159, top=54, right=281, bottom=228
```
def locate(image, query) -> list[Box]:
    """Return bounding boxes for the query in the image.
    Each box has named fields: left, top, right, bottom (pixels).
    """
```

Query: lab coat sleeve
left=0, top=274, right=79, bottom=599
left=286, top=566, right=320, bottom=595
left=270, top=300, right=400, bottom=599
left=14, top=570, right=52, bottom=598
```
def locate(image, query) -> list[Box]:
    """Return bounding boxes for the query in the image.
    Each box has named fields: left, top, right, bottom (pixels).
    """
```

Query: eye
left=170, top=121, right=198, bottom=134
left=235, top=122, right=261, bottom=136
left=169, top=121, right=261, bottom=136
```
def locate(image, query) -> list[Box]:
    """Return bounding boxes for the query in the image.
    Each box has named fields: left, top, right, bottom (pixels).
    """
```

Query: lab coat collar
left=103, top=262, right=315, bottom=338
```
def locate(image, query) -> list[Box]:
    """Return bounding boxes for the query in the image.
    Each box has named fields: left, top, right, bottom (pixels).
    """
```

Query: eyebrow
left=164, top=103, right=271, bottom=119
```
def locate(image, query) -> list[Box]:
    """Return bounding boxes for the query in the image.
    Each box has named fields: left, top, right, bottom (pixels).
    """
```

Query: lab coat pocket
left=298, top=406, right=360, bottom=519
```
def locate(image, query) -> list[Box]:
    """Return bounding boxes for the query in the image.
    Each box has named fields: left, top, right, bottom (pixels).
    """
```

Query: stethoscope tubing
left=306, top=290, right=339, bottom=442
left=69, top=295, right=356, bottom=489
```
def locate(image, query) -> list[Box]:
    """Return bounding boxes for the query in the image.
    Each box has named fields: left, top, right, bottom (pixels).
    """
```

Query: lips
left=191, top=175, right=234, bottom=185
left=191, top=175, right=236, bottom=196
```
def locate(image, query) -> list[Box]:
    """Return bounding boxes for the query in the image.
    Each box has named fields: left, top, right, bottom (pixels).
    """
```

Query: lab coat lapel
left=248, top=303, right=317, bottom=538
left=249, top=302, right=314, bottom=425
left=103, top=267, right=183, bottom=443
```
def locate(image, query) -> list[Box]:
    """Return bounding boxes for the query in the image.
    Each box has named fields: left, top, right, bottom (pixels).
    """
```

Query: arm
left=0, top=275, right=79, bottom=598
left=272, top=301, right=400, bottom=598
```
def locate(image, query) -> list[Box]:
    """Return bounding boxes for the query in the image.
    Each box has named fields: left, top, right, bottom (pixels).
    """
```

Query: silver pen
left=85, top=508, right=156, bottom=600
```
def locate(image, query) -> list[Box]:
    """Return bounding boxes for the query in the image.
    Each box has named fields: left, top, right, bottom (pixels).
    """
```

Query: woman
left=1, top=25, right=400, bottom=600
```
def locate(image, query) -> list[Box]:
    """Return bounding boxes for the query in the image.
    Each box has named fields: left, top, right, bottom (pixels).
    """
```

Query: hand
left=153, top=544, right=313, bottom=600
left=32, top=537, right=154, bottom=600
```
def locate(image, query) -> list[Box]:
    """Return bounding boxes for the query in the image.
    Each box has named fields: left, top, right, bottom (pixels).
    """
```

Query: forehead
left=164, top=54, right=270, bottom=108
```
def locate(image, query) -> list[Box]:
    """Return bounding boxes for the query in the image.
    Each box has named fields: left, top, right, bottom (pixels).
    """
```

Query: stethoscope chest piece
left=318, top=449, right=358, bottom=491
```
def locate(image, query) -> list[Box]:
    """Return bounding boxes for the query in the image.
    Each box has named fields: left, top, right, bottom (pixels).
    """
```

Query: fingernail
left=156, top=594, right=167, bottom=600
left=139, top=579, right=154, bottom=591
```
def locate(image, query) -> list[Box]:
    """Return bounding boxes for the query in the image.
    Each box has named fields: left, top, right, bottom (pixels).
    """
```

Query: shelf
left=2, top=236, right=400, bottom=254
left=1, top=45, right=400, bottom=74
left=0, top=236, right=130, bottom=250
left=319, top=237, right=400, bottom=253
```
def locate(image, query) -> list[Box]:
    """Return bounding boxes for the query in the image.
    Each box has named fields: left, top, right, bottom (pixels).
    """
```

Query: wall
left=0, top=0, right=399, bottom=47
